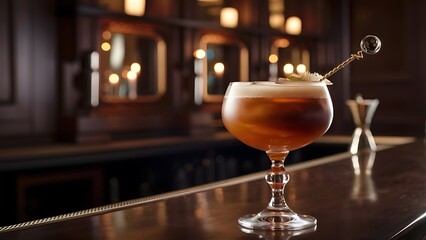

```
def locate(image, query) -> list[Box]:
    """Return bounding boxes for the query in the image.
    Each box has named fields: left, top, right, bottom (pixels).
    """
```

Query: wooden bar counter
left=0, top=139, right=425, bottom=239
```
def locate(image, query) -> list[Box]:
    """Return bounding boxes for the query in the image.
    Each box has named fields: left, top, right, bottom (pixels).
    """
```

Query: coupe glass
left=222, top=81, right=333, bottom=230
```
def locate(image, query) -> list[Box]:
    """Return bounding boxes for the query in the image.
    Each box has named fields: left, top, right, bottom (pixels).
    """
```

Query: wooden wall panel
left=420, top=0, right=426, bottom=135
left=349, top=0, right=425, bottom=136
left=32, top=0, right=57, bottom=135
left=0, top=1, right=12, bottom=103
left=0, top=0, right=32, bottom=132
left=0, top=0, right=56, bottom=139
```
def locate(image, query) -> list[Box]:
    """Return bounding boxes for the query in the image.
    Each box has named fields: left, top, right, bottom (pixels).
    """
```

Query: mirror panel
left=199, top=34, right=248, bottom=102
left=100, top=22, right=166, bottom=102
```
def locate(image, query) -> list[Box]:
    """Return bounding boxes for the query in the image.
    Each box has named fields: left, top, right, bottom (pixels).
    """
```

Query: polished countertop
left=0, top=138, right=424, bottom=239
left=0, top=132, right=414, bottom=171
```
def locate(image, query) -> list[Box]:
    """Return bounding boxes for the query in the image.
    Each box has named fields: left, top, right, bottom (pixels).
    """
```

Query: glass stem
left=265, top=150, right=291, bottom=211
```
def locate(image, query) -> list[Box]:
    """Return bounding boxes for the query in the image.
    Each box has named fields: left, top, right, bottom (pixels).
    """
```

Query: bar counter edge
left=0, top=136, right=419, bottom=234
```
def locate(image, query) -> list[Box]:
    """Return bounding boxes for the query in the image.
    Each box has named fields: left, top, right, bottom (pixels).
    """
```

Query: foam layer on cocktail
left=225, top=81, right=329, bottom=99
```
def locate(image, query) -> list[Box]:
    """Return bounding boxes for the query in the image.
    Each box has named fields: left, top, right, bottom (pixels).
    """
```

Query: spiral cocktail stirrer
left=320, top=35, right=381, bottom=81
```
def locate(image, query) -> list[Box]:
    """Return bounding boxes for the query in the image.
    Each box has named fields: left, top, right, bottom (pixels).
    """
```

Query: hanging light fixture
left=269, top=13, right=285, bottom=29
left=283, top=63, right=294, bottom=75
left=124, top=0, right=146, bottom=16
left=285, top=16, right=302, bottom=35
left=220, top=7, right=238, bottom=28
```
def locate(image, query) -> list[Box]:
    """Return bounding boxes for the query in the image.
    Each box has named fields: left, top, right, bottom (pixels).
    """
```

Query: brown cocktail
left=223, top=82, right=332, bottom=151
left=222, top=80, right=333, bottom=230
left=224, top=35, right=381, bottom=231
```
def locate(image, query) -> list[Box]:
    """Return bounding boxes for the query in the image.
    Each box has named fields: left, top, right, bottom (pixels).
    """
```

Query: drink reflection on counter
left=350, top=150, right=377, bottom=204
left=346, top=95, right=380, bottom=154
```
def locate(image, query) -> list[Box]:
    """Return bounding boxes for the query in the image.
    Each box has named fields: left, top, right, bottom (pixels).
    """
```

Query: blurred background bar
left=0, top=0, right=425, bottom=227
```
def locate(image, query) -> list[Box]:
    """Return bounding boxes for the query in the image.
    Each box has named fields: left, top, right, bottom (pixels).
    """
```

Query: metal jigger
left=346, top=95, right=379, bottom=154
left=319, top=35, right=381, bottom=154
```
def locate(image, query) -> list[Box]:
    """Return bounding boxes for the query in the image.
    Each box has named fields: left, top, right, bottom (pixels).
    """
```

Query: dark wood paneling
left=0, top=0, right=56, bottom=139
left=0, top=0, right=32, bottom=135
left=318, top=0, right=352, bottom=135
left=33, top=0, right=57, bottom=135
left=0, top=1, right=12, bottom=103
left=421, top=1, right=426, bottom=133
left=349, top=0, right=425, bottom=136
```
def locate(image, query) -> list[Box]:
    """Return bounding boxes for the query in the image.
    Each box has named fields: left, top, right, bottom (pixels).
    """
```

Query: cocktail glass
left=222, top=81, right=333, bottom=230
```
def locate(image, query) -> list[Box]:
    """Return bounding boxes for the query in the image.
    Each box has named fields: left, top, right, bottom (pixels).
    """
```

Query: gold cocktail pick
left=320, top=35, right=381, bottom=81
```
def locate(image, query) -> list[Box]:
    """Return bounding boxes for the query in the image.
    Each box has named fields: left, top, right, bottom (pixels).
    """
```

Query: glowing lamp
left=214, top=62, right=225, bottom=77
left=283, top=63, right=294, bottom=75
left=194, top=49, right=206, bottom=59
left=285, top=16, right=302, bottom=35
left=220, top=8, right=238, bottom=28
left=124, top=0, right=146, bottom=16
left=269, top=13, right=284, bottom=29
left=296, top=64, right=307, bottom=74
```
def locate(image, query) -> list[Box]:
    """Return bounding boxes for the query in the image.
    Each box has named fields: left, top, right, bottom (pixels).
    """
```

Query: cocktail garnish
left=277, top=72, right=333, bottom=85
left=277, top=35, right=381, bottom=85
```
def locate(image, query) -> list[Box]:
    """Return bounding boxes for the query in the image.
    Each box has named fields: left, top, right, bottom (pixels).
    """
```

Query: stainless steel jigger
left=319, top=35, right=381, bottom=154
left=346, top=95, right=379, bottom=154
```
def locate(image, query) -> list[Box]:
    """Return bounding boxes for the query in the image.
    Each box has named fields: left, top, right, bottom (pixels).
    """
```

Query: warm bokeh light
left=121, top=69, right=129, bottom=79
left=130, top=63, right=141, bottom=73
left=109, top=73, right=119, bottom=84
left=194, top=49, right=206, bottom=59
left=102, top=31, right=111, bottom=40
left=127, top=71, right=137, bottom=81
left=296, top=64, right=307, bottom=74
left=283, top=63, right=294, bottom=75
left=90, top=51, right=99, bottom=70
left=269, top=0, right=284, bottom=12
left=269, top=54, right=278, bottom=64
left=220, top=7, right=238, bottom=28
left=285, top=16, right=302, bottom=35
left=101, top=42, right=111, bottom=51
left=214, top=62, right=225, bottom=77
left=269, top=0, right=285, bottom=29
left=110, top=33, right=125, bottom=70
left=124, top=0, right=146, bottom=16
left=274, top=38, right=290, bottom=48
left=269, top=13, right=284, bottom=29
left=214, top=188, right=224, bottom=203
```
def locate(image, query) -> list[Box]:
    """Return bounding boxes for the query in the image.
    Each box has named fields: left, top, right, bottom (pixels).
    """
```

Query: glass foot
left=240, top=225, right=317, bottom=239
left=238, top=210, right=317, bottom=230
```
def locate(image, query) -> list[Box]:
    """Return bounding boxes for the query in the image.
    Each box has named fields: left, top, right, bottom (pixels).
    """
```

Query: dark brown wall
left=0, top=0, right=57, bottom=145
left=349, top=0, right=426, bottom=136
